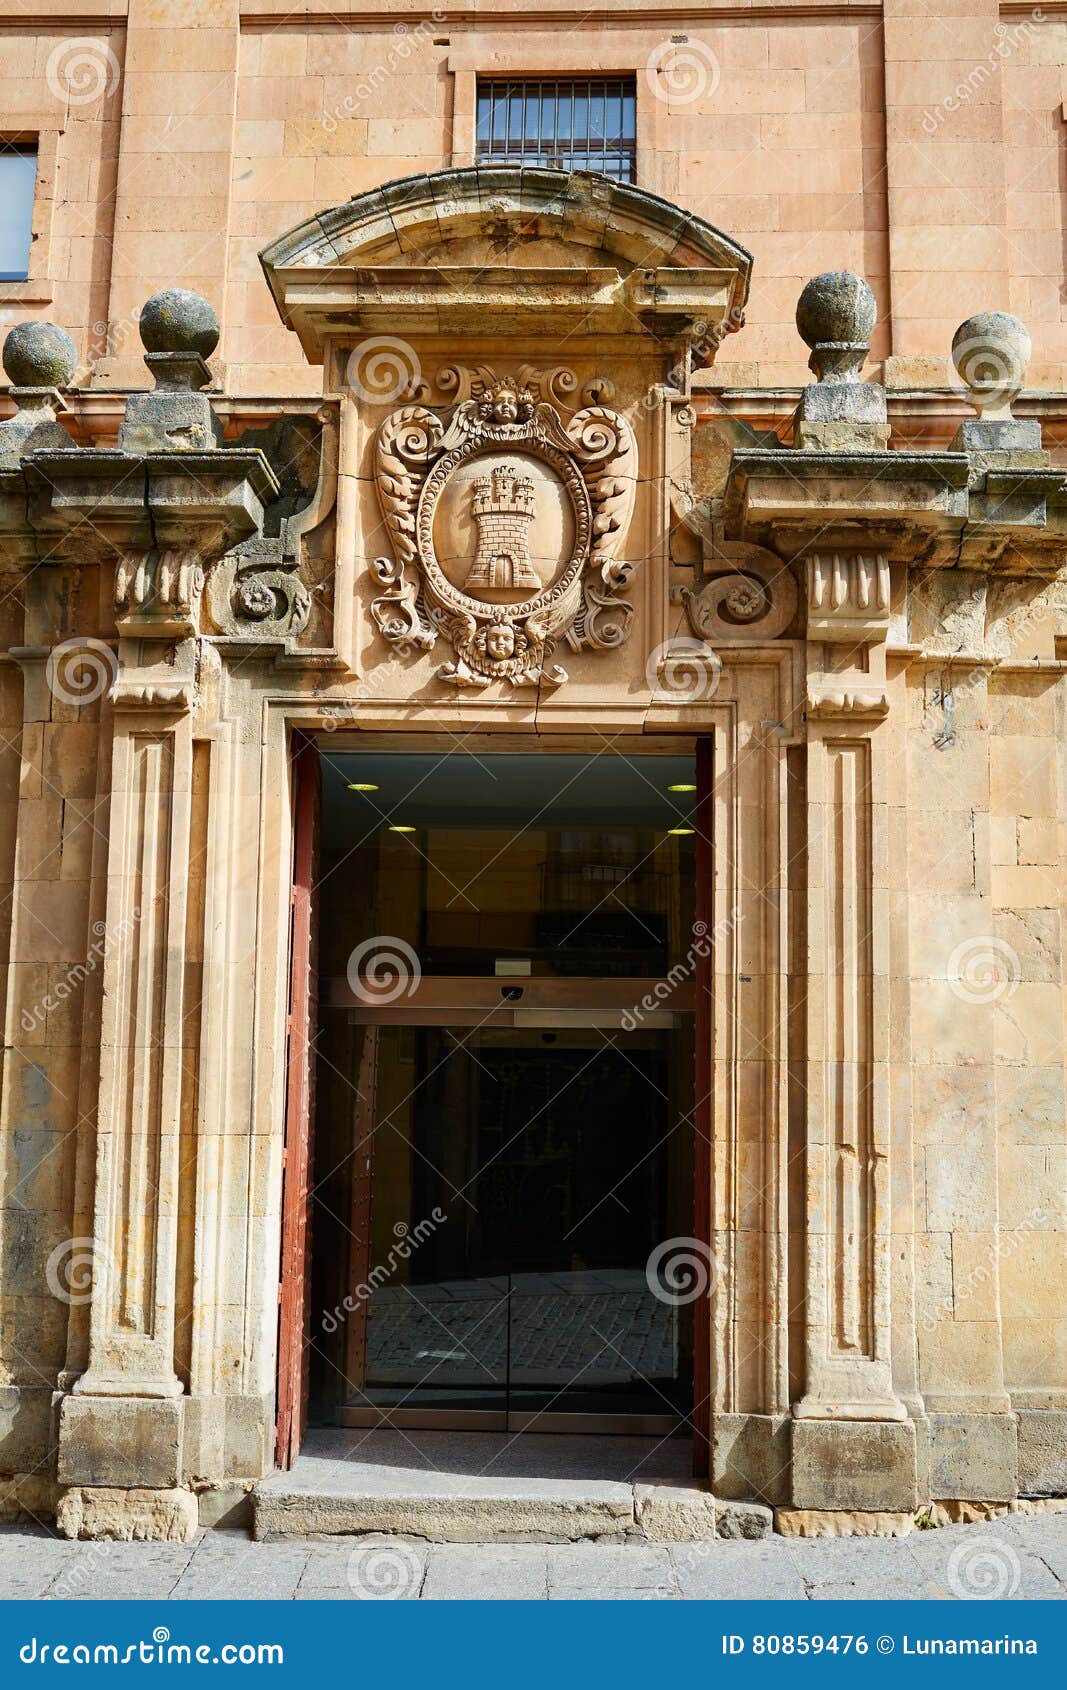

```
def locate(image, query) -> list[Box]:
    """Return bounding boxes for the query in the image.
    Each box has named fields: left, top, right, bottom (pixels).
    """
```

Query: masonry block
left=711, top=1412, right=792, bottom=1506
left=927, top=1412, right=1018, bottom=1501
left=1017, top=1411, right=1067, bottom=1496
left=791, top=1419, right=918, bottom=1512
left=57, top=1485, right=198, bottom=1543
left=57, top=1395, right=183, bottom=1489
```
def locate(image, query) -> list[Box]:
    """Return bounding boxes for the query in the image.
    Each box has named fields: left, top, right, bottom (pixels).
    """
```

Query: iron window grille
left=475, top=78, right=637, bottom=184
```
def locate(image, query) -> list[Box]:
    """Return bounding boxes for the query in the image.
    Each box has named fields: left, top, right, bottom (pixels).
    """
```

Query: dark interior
left=310, top=749, right=698, bottom=1427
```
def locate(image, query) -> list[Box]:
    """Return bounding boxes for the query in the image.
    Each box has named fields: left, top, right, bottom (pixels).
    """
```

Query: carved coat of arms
left=371, top=370, right=637, bottom=687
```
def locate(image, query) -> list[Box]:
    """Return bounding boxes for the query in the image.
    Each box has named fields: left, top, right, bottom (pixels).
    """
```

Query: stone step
left=253, top=1430, right=771, bottom=1545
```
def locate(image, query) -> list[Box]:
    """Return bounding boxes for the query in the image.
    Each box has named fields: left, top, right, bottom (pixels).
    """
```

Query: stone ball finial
left=139, top=289, right=219, bottom=359
left=2, top=321, right=78, bottom=390
left=796, top=271, right=877, bottom=353
left=951, top=311, right=1030, bottom=418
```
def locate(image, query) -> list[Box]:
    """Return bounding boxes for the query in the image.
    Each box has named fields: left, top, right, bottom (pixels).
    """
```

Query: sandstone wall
left=1, top=3, right=1066, bottom=394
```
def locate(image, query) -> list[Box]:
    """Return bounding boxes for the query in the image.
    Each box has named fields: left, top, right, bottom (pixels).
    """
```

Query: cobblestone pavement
left=1, top=1514, right=1066, bottom=1601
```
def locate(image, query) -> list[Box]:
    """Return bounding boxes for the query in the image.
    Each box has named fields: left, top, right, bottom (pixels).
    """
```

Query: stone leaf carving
left=115, top=548, right=205, bottom=636
left=807, top=552, right=890, bottom=643
left=372, top=372, right=637, bottom=687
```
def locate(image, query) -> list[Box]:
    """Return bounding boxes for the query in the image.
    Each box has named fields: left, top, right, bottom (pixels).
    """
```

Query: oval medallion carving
left=432, top=450, right=576, bottom=604
left=371, top=370, right=636, bottom=688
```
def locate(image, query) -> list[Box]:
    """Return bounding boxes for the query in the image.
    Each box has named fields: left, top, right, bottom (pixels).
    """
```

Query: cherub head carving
left=484, top=622, right=517, bottom=661
left=478, top=378, right=535, bottom=426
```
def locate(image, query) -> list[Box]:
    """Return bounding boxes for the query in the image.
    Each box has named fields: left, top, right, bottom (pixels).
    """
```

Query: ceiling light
left=347, top=782, right=379, bottom=792
left=388, top=824, right=416, bottom=833
left=667, top=826, right=694, bottom=836
left=667, top=782, right=697, bottom=793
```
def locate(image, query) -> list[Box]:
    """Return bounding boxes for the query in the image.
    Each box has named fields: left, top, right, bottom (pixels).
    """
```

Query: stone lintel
left=10, top=446, right=277, bottom=572
left=260, top=165, right=753, bottom=362
left=724, top=444, right=1067, bottom=576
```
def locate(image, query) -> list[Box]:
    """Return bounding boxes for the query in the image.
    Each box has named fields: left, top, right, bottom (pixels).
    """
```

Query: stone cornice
left=723, top=446, right=1067, bottom=574
left=258, top=166, right=753, bottom=363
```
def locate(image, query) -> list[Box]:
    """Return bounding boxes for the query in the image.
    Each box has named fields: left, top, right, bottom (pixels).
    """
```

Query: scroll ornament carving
left=205, top=536, right=312, bottom=643
left=673, top=484, right=798, bottom=642
left=682, top=542, right=798, bottom=643
left=371, top=371, right=637, bottom=688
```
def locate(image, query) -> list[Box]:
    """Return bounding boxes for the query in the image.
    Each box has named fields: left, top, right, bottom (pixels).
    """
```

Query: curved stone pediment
left=259, top=166, right=753, bottom=361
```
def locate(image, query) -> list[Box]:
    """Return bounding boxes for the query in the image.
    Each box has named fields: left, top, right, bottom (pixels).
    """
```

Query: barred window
left=475, top=79, right=637, bottom=184
left=0, top=145, right=37, bottom=282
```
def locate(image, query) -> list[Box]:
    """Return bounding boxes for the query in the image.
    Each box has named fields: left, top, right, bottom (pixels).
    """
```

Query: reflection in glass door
left=337, top=1022, right=693, bottom=1431
left=308, top=748, right=702, bottom=1434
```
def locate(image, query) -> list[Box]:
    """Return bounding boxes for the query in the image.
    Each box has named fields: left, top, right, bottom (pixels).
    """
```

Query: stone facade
left=0, top=3, right=1065, bottom=1540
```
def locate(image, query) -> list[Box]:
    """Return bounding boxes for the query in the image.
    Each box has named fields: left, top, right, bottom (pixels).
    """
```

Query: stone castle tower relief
left=464, top=462, right=540, bottom=592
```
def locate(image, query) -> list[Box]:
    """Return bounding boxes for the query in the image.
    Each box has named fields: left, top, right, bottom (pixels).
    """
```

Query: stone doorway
left=284, top=743, right=712, bottom=1456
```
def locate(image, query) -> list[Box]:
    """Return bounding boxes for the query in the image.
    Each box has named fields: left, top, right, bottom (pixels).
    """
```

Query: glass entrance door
left=309, top=749, right=701, bottom=1434
left=333, top=1017, right=693, bottom=1431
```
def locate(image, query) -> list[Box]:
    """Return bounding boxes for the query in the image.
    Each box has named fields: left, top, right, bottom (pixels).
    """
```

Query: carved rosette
left=371, top=372, right=637, bottom=687
left=205, top=537, right=312, bottom=645
left=672, top=486, right=798, bottom=643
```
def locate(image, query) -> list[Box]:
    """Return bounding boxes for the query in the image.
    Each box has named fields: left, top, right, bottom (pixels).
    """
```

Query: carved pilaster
left=796, top=548, right=904, bottom=1425
left=72, top=721, right=193, bottom=1402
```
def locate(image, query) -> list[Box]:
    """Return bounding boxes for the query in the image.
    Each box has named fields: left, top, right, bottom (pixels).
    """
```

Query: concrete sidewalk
left=1, top=1513, right=1065, bottom=1600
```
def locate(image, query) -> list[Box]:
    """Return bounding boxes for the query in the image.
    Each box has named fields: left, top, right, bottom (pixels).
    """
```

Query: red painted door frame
left=275, top=734, right=321, bottom=1469
left=692, top=734, right=714, bottom=1475
left=273, top=734, right=712, bottom=1469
